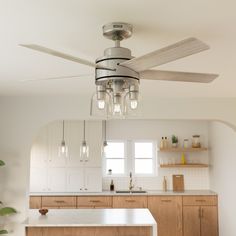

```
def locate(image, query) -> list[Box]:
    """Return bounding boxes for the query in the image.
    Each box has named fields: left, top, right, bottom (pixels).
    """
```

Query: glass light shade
left=80, top=141, right=89, bottom=159
left=58, top=140, right=68, bottom=157
left=111, top=94, right=126, bottom=118
left=101, top=140, right=108, bottom=157
left=124, top=91, right=141, bottom=116
left=90, top=92, right=112, bottom=117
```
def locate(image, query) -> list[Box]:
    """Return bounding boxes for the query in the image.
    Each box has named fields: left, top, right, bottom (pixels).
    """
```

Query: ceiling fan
left=20, top=22, right=218, bottom=117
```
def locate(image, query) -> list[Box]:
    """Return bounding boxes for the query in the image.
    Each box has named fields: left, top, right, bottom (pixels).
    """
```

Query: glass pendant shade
left=80, top=120, right=89, bottom=159
left=59, top=120, right=68, bottom=157
left=80, top=140, right=89, bottom=158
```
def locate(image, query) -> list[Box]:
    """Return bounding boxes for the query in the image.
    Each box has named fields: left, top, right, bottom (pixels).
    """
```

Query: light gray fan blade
left=20, top=44, right=97, bottom=68
left=139, top=70, right=218, bottom=83
left=20, top=74, right=93, bottom=82
left=120, top=38, right=209, bottom=72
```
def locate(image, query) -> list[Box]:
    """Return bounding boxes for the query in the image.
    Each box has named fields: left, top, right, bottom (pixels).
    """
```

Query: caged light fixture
left=80, top=120, right=89, bottom=159
left=58, top=120, right=68, bottom=157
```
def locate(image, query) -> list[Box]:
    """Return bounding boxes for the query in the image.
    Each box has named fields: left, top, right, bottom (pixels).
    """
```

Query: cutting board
left=173, top=175, right=184, bottom=192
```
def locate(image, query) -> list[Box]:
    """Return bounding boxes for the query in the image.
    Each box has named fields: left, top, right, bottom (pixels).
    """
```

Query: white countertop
left=30, top=190, right=217, bottom=196
left=24, top=209, right=157, bottom=227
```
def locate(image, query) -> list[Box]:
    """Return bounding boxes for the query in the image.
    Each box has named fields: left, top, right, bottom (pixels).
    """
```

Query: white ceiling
left=0, top=0, right=235, bottom=97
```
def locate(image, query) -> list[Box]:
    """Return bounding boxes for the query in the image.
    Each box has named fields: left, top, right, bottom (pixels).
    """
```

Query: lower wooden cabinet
left=26, top=227, right=152, bottom=236
left=29, top=196, right=42, bottom=209
left=183, top=196, right=218, bottom=236
left=112, top=196, right=147, bottom=208
left=77, top=196, right=112, bottom=208
left=148, top=196, right=182, bottom=236
left=41, top=196, right=76, bottom=209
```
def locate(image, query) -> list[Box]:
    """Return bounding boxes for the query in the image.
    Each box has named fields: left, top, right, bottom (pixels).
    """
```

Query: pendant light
left=58, top=120, right=68, bottom=157
left=80, top=120, right=89, bottom=159
left=102, top=120, right=108, bottom=156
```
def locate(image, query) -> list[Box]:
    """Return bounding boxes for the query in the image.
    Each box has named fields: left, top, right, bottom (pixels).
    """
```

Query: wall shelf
left=160, top=164, right=209, bottom=168
left=159, top=147, right=208, bottom=152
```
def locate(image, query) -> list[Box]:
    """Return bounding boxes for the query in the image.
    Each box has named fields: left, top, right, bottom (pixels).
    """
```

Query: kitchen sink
left=115, top=190, right=147, bottom=193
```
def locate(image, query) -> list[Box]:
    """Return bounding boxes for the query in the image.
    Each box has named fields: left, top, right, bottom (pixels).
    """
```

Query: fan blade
left=20, top=44, right=96, bottom=68
left=120, top=38, right=209, bottom=72
left=20, top=74, right=93, bottom=82
left=139, top=70, right=218, bottom=83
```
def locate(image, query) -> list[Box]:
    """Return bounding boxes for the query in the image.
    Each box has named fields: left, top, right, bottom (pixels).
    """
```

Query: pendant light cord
left=62, top=120, right=65, bottom=141
left=83, top=120, right=86, bottom=141
left=104, top=120, right=107, bottom=141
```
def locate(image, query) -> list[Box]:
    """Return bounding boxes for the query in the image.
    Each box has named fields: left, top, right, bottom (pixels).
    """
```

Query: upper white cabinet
left=30, top=120, right=103, bottom=193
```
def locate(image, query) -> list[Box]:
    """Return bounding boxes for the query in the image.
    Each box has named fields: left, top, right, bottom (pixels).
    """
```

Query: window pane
left=135, top=142, right=153, bottom=158
left=106, top=159, right=125, bottom=174
left=105, top=142, right=124, bottom=158
left=135, top=159, right=153, bottom=174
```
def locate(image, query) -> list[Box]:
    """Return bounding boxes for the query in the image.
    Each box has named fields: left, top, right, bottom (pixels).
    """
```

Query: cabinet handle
left=90, top=200, right=101, bottom=203
left=198, top=207, right=201, bottom=218
left=54, top=200, right=65, bottom=203
left=85, top=188, right=88, bottom=190
left=80, top=188, right=83, bottom=190
left=161, top=200, right=172, bottom=202
left=85, top=160, right=88, bottom=162
left=201, top=208, right=204, bottom=218
left=196, top=199, right=206, bottom=202
left=80, top=160, right=83, bottom=162
left=125, top=200, right=136, bottom=202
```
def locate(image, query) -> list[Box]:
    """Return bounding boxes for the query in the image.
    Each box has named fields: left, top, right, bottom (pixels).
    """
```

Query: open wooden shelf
left=159, top=147, right=208, bottom=152
left=160, top=163, right=209, bottom=168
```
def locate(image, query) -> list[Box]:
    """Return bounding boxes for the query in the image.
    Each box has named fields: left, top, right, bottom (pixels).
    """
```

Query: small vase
left=172, top=143, right=178, bottom=148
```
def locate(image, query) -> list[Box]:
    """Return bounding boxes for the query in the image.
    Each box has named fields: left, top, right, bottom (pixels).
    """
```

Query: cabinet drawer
left=113, top=196, right=147, bottom=208
left=183, top=196, right=217, bottom=206
left=42, top=196, right=76, bottom=208
left=77, top=196, right=112, bottom=208
left=29, top=196, right=42, bottom=209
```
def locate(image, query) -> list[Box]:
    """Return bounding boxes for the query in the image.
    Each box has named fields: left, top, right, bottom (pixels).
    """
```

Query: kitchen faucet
left=129, top=172, right=134, bottom=191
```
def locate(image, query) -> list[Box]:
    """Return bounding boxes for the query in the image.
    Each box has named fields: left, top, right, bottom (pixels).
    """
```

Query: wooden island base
left=27, top=226, right=152, bottom=236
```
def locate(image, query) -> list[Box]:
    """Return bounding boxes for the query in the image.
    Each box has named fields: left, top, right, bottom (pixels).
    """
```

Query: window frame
left=102, top=140, right=128, bottom=177
left=131, top=140, right=157, bottom=177
left=103, top=139, right=157, bottom=177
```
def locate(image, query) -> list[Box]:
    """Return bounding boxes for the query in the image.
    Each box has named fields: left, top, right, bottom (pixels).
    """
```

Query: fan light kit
left=20, top=22, right=218, bottom=118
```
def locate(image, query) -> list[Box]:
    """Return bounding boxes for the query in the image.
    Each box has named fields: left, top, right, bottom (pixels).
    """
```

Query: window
left=134, top=141, right=155, bottom=175
left=103, top=141, right=126, bottom=175
left=103, top=140, right=156, bottom=176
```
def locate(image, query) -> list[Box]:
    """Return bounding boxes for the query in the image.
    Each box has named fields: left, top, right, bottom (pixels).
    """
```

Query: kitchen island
left=24, top=208, right=157, bottom=236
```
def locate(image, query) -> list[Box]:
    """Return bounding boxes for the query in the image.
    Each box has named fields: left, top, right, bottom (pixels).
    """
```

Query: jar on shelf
left=183, top=139, right=189, bottom=148
left=192, top=135, right=201, bottom=148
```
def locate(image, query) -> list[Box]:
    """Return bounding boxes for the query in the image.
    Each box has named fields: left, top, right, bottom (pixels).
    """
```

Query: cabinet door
left=66, top=168, right=84, bottom=192
left=27, top=227, right=43, bottom=236
left=113, top=196, right=148, bottom=208
left=84, top=168, right=102, bottom=192
left=66, top=121, right=84, bottom=167
left=47, top=168, right=66, bottom=192
left=201, top=206, right=218, bottom=236
left=29, top=196, right=42, bottom=209
left=183, top=206, right=201, bottom=236
left=42, top=196, right=76, bottom=209
left=47, top=121, right=66, bottom=167
left=148, top=196, right=182, bottom=236
left=77, top=196, right=112, bottom=208
left=30, top=167, right=48, bottom=192
left=85, top=121, right=102, bottom=167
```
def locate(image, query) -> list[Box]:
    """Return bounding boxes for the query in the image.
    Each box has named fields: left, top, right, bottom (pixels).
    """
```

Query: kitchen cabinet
left=148, top=196, right=182, bottom=236
left=41, top=196, right=76, bottom=209
left=27, top=227, right=152, bottom=236
left=66, top=167, right=102, bottom=192
left=113, top=196, right=147, bottom=208
left=30, top=121, right=103, bottom=193
left=77, top=196, right=112, bottom=208
left=29, top=196, right=42, bottom=209
left=183, top=196, right=218, bottom=236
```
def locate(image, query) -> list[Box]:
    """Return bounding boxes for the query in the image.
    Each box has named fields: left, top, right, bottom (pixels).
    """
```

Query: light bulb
left=82, top=144, right=87, bottom=154
left=113, top=104, right=121, bottom=113
left=130, top=100, right=138, bottom=109
left=97, top=100, right=105, bottom=109
left=59, top=141, right=68, bottom=157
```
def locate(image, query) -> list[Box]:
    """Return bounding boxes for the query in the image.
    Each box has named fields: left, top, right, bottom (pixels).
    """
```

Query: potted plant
left=171, top=135, right=178, bottom=148
left=0, top=160, right=17, bottom=234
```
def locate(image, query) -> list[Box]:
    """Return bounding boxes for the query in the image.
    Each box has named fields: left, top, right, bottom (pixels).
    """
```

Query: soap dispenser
left=110, top=180, right=115, bottom=191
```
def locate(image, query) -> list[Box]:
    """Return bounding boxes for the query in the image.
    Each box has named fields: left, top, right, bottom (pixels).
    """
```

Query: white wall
left=0, top=95, right=236, bottom=235
left=103, top=119, right=209, bottom=191
left=209, top=122, right=236, bottom=236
